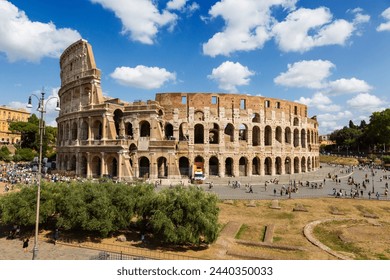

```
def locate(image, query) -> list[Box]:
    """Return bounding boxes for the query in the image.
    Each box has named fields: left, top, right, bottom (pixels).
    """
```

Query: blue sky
left=1, top=0, right=390, bottom=134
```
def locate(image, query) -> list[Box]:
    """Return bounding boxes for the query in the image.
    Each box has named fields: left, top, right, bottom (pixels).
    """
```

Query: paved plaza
left=1, top=162, right=389, bottom=260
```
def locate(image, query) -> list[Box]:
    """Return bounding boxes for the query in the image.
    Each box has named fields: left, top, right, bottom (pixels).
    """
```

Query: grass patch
left=235, top=224, right=249, bottom=239
left=269, top=212, right=295, bottom=220
left=273, top=236, right=282, bottom=243
left=313, top=221, right=368, bottom=259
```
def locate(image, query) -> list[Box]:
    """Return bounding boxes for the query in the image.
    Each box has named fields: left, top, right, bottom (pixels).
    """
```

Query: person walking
left=22, top=237, right=29, bottom=253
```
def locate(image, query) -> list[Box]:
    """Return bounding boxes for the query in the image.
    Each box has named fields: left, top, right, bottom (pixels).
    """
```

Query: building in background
left=56, top=39, right=320, bottom=182
left=0, top=105, right=30, bottom=145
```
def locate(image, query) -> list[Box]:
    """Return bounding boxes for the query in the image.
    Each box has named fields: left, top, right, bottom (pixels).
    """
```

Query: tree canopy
left=0, top=182, right=220, bottom=245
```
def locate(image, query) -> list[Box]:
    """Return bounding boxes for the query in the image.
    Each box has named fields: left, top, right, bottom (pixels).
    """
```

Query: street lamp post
left=27, top=90, right=60, bottom=260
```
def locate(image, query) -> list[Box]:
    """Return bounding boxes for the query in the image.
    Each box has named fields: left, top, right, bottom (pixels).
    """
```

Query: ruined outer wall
left=56, top=40, right=319, bottom=181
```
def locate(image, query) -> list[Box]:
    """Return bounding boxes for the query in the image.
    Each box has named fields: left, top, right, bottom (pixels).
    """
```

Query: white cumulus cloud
left=272, top=7, right=355, bottom=52
left=377, top=7, right=390, bottom=31
left=346, top=93, right=385, bottom=112
left=275, top=59, right=372, bottom=95
left=90, top=0, right=198, bottom=44
left=0, top=1, right=81, bottom=62
left=110, top=65, right=176, bottom=89
left=207, top=61, right=255, bottom=92
left=296, top=92, right=340, bottom=112
left=202, top=0, right=297, bottom=57
left=328, top=78, right=372, bottom=95
left=274, top=60, right=334, bottom=89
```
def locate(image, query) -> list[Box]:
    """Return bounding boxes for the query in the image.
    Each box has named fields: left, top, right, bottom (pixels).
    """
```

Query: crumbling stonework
left=56, top=39, right=319, bottom=181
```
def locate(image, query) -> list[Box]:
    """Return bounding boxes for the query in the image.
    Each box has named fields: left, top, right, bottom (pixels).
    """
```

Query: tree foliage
left=8, top=113, right=57, bottom=158
left=328, top=108, right=390, bottom=154
left=0, top=182, right=220, bottom=245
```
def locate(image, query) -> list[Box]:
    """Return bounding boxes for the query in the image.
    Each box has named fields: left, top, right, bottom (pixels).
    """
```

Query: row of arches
left=58, top=117, right=318, bottom=149
left=58, top=153, right=318, bottom=179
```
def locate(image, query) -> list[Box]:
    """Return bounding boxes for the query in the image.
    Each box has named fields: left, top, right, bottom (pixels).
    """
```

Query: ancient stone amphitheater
left=56, top=39, right=319, bottom=182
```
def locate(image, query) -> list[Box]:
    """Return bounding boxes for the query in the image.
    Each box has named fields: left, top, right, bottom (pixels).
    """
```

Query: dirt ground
left=2, top=182, right=390, bottom=260
left=103, top=197, right=390, bottom=260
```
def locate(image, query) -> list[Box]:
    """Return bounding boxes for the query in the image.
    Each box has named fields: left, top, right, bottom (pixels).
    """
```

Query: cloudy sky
left=0, top=0, right=389, bottom=133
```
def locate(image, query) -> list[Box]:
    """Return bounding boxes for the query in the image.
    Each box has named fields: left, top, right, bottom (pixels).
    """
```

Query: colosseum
left=56, top=39, right=320, bottom=182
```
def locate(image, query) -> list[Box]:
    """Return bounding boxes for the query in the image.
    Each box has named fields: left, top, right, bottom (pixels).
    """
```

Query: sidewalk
left=0, top=237, right=100, bottom=260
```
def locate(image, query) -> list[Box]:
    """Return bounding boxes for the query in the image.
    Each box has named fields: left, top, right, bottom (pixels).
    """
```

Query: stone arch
left=239, top=124, right=248, bottom=141
left=285, top=127, right=291, bottom=145
left=139, top=121, right=150, bottom=137
left=139, top=157, right=150, bottom=178
left=91, top=156, right=102, bottom=178
left=194, top=110, right=204, bottom=121
left=129, top=143, right=137, bottom=154
left=301, top=157, right=306, bottom=173
left=194, top=156, right=205, bottom=176
left=165, top=123, right=174, bottom=140
left=80, top=120, right=89, bottom=140
left=80, top=155, right=87, bottom=177
left=294, top=157, right=300, bottom=174
left=307, top=157, right=312, bottom=172
left=179, top=122, right=188, bottom=141
left=113, top=109, right=123, bottom=137
left=194, top=123, right=204, bottom=144
left=179, top=157, right=190, bottom=177
left=239, top=157, right=248, bottom=176
left=285, top=157, right=292, bottom=174
left=209, top=156, right=219, bottom=176
left=293, top=117, right=299, bottom=126
left=126, top=122, right=133, bottom=138
left=301, top=129, right=306, bottom=148
left=70, top=155, right=76, bottom=171
left=275, top=157, right=282, bottom=175
left=157, top=157, right=168, bottom=178
left=264, top=157, right=272, bottom=175
left=252, top=157, right=261, bottom=175
left=71, top=122, right=78, bottom=141
left=92, top=120, right=102, bottom=140
left=209, top=123, right=219, bottom=144
left=252, top=126, right=260, bottom=146
left=265, top=125, right=272, bottom=146
left=224, top=123, right=234, bottom=142
left=107, top=156, right=118, bottom=178
left=252, top=113, right=260, bottom=123
left=65, top=123, right=70, bottom=140
left=275, top=126, right=282, bottom=144
left=294, top=128, right=299, bottom=147
left=225, top=157, right=233, bottom=176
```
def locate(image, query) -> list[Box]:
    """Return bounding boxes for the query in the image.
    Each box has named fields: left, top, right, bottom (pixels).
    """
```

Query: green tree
left=0, top=146, right=12, bottom=162
left=13, top=148, right=36, bottom=162
left=364, top=109, right=390, bottom=148
left=148, top=186, right=220, bottom=245
left=9, top=114, right=57, bottom=158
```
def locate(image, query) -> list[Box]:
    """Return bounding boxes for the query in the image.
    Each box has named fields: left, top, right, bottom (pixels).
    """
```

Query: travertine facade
left=0, top=106, right=30, bottom=144
left=56, top=39, right=320, bottom=181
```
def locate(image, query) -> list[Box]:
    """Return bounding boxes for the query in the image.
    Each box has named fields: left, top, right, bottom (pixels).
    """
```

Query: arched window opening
left=265, top=126, right=272, bottom=146
left=224, top=123, right=234, bottom=142
left=209, top=157, right=219, bottom=176
left=140, top=121, right=150, bottom=137
left=165, top=123, right=174, bottom=140
left=252, top=126, right=260, bottom=146
left=194, top=124, right=204, bottom=144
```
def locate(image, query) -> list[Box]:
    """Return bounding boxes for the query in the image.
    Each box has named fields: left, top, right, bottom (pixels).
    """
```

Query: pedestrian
left=22, top=238, right=29, bottom=253
left=53, top=228, right=59, bottom=245
left=249, top=185, right=253, bottom=193
left=273, top=188, right=276, bottom=196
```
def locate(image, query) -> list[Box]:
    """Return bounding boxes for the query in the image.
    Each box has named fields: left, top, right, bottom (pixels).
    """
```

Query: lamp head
left=55, top=100, right=61, bottom=111
left=26, top=96, right=33, bottom=108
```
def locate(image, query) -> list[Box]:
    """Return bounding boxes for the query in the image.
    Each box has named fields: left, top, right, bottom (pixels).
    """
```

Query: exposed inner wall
left=56, top=39, right=320, bottom=181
